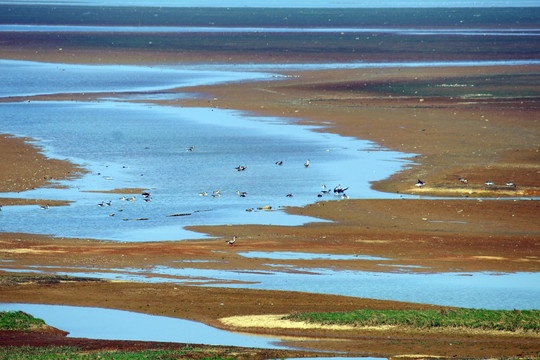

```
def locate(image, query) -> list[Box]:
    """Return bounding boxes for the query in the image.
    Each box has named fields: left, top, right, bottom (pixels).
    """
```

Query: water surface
left=0, top=303, right=287, bottom=349
left=1, top=0, right=538, bottom=7
left=0, top=60, right=414, bottom=241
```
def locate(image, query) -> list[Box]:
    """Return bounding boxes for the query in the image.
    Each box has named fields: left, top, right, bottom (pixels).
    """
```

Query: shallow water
left=3, top=263, right=538, bottom=309
left=0, top=59, right=274, bottom=98
left=0, top=60, right=413, bottom=241
left=1, top=0, right=538, bottom=7
left=3, top=25, right=540, bottom=36
left=0, top=303, right=287, bottom=349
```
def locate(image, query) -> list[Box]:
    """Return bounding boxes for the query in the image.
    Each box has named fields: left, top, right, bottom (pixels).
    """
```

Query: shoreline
left=1, top=10, right=539, bottom=356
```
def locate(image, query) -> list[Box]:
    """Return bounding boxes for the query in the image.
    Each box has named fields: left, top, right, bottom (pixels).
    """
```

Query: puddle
left=0, top=303, right=287, bottom=349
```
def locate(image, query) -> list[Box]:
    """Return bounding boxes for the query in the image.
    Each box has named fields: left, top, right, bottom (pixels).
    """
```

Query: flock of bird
left=415, top=178, right=517, bottom=188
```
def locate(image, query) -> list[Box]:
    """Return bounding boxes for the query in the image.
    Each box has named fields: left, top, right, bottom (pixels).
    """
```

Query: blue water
left=0, top=60, right=414, bottom=241
left=3, top=264, right=538, bottom=310
left=0, top=303, right=287, bottom=349
left=3, top=25, right=540, bottom=36
left=1, top=0, right=538, bottom=7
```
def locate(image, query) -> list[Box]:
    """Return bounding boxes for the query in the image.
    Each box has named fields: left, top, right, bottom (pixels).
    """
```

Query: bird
left=128, top=196, right=136, bottom=201
left=322, top=184, right=326, bottom=189
left=226, top=236, right=236, bottom=246
left=199, top=191, right=208, bottom=196
left=458, top=177, right=468, bottom=184
left=40, top=204, right=50, bottom=210
left=97, top=202, right=105, bottom=207
left=275, top=160, right=283, bottom=165
left=506, top=182, right=516, bottom=187
left=286, top=193, right=293, bottom=197
left=237, top=191, right=247, bottom=197
left=141, top=192, right=151, bottom=198
left=0, top=205, right=3, bottom=211
left=235, top=165, right=247, bottom=171
left=485, top=181, right=495, bottom=186
left=415, top=179, right=425, bottom=187
left=304, top=159, right=310, bottom=167
left=119, top=196, right=126, bottom=201
left=186, top=146, right=195, bottom=152
left=334, top=184, right=349, bottom=194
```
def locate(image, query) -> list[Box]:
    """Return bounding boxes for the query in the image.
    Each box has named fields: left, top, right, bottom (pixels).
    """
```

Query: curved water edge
left=0, top=303, right=289, bottom=349
left=0, top=59, right=418, bottom=241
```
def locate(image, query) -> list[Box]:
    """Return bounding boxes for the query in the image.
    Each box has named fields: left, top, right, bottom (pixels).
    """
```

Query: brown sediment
left=0, top=134, right=86, bottom=194
left=0, top=22, right=539, bottom=359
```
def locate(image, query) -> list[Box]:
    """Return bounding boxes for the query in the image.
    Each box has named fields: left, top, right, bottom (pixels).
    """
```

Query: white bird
left=226, top=236, right=236, bottom=246
left=237, top=191, right=247, bottom=197
left=199, top=191, right=208, bottom=196
left=275, top=160, right=283, bottom=165
left=235, top=165, right=247, bottom=171
left=458, top=177, right=468, bottom=184
left=415, top=179, right=425, bottom=187
left=304, top=159, right=310, bottom=167
left=40, top=204, right=50, bottom=210
left=506, top=182, right=516, bottom=187
left=187, top=146, right=195, bottom=152
left=485, top=181, right=495, bottom=186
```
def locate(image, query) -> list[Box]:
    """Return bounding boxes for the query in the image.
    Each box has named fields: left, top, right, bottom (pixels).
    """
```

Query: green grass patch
left=283, top=309, right=540, bottom=332
left=0, top=346, right=237, bottom=359
left=0, top=311, right=47, bottom=331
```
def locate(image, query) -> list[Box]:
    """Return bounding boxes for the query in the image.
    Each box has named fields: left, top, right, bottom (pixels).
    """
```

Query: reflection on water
left=0, top=303, right=287, bottom=349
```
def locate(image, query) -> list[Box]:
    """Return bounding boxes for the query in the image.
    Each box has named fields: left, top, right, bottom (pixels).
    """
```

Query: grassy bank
left=0, top=311, right=46, bottom=331
left=0, top=346, right=239, bottom=360
left=284, top=308, right=540, bottom=332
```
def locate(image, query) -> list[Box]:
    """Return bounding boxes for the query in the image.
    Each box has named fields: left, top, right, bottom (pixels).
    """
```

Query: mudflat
left=1, top=5, right=539, bottom=359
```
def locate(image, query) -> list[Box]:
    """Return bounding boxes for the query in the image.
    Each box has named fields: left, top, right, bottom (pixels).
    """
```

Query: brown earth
left=0, top=36, right=539, bottom=358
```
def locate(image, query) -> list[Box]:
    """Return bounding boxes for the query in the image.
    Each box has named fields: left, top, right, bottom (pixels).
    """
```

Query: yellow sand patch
left=220, top=314, right=356, bottom=330
left=0, top=249, right=66, bottom=254
left=354, top=239, right=390, bottom=244
left=473, top=256, right=506, bottom=261
left=410, top=186, right=525, bottom=197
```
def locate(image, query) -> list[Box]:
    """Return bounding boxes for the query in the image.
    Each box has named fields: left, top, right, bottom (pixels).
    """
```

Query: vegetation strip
left=0, top=311, right=46, bottom=331
left=283, top=309, right=540, bottom=332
